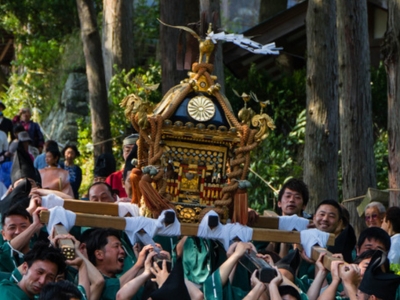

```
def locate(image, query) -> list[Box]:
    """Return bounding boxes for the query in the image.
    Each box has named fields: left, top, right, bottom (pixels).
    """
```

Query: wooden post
left=53, top=224, right=75, bottom=260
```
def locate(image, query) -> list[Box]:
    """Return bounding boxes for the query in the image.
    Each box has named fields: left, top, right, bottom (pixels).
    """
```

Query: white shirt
left=389, top=233, right=400, bottom=265
left=0, top=130, right=8, bottom=153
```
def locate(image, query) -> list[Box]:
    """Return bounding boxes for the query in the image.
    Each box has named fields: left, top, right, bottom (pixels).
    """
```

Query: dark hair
left=85, top=228, right=121, bottom=266
left=353, top=249, right=379, bottom=264
left=278, top=285, right=301, bottom=300
left=385, top=206, right=400, bottom=234
left=13, top=124, right=25, bottom=136
left=39, top=280, right=82, bottom=300
left=2, top=204, right=33, bottom=226
left=353, top=249, right=390, bottom=273
left=88, top=181, right=118, bottom=197
left=62, top=144, right=80, bottom=158
left=278, top=178, right=309, bottom=207
left=357, top=227, right=391, bottom=253
left=45, top=146, right=61, bottom=163
left=315, top=199, right=343, bottom=221
left=44, top=140, right=58, bottom=150
left=24, top=241, right=66, bottom=275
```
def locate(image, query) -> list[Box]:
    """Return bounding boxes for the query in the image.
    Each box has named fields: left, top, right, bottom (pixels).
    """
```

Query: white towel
left=118, top=202, right=140, bottom=217
left=46, top=206, right=76, bottom=233
left=226, top=223, right=253, bottom=243
left=41, top=194, right=65, bottom=209
left=197, top=210, right=230, bottom=250
left=151, top=209, right=181, bottom=237
left=300, top=229, right=330, bottom=258
left=278, top=215, right=309, bottom=231
left=124, top=216, right=157, bottom=245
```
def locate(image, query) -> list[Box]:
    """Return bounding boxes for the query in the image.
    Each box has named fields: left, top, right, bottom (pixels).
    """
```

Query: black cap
left=0, top=178, right=31, bottom=215
left=123, top=144, right=138, bottom=181
left=94, top=153, right=116, bottom=178
left=276, top=249, right=301, bottom=279
left=149, top=258, right=190, bottom=300
left=358, top=250, right=400, bottom=299
left=11, top=141, right=41, bottom=185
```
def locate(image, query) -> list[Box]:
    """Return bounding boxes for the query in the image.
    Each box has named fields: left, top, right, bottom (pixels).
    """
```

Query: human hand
left=232, top=242, right=252, bottom=259
left=150, top=259, right=170, bottom=288
left=136, top=244, right=155, bottom=268
left=330, top=260, right=344, bottom=283
left=256, top=253, right=275, bottom=266
left=299, top=248, right=315, bottom=264
left=340, top=264, right=361, bottom=286
left=269, top=266, right=283, bottom=286
left=32, top=206, right=46, bottom=230
left=144, top=251, right=157, bottom=276
left=315, top=252, right=328, bottom=275
left=27, top=193, right=42, bottom=214
left=247, top=208, right=259, bottom=226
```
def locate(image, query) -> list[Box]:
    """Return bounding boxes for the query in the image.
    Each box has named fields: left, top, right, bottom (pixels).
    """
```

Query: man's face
left=278, top=188, right=305, bottom=216
left=20, top=110, right=31, bottom=122
left=313, top=204, right=341, bottom=233
left=89, top=184, right=116, bottom=202
left=19, top=260, right=58, bottom=297
left=97, top=236, right=125, bottom=277
left=357, top=238, right=387, bottom=256
left=2, top=215, right=31, bottom=241
left=122, top=144, right=134, bottom=162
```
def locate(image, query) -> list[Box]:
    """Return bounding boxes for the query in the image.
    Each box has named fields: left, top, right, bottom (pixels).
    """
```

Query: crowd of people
left=0, top=104, right=399, bottom=300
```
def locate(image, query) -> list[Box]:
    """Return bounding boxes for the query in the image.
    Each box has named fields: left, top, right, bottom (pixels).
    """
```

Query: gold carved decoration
left=187, top=96, right=215, bottom=122
left=175, top=205, right=203, bottom=223
left=251, top=114, right=276, bottom=141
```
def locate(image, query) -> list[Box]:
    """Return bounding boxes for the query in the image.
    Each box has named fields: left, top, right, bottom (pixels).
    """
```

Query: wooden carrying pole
left=40, top=210, right=335, bottom=245
left=311, top=246, right=343, bottom=271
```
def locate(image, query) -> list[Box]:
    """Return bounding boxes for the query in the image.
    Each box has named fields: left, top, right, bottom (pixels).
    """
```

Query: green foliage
left=133, top=0, right=160, bottom=66
left=0, top=0, right=79, bottom=119
left=108, top=64, right=162, bottom=145
left=225, top=65, right=307, bottom=213
left=374, top=129, right=388, bottom=190
left=76, top=64, right=162, bottom=194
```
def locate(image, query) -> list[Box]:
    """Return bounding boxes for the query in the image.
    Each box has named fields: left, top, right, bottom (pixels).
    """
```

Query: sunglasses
left=365, top=214, right=378, bottom=221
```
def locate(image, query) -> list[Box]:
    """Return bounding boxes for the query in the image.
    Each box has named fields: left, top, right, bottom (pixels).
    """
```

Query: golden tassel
left=130, top=168, right=142, bottom=205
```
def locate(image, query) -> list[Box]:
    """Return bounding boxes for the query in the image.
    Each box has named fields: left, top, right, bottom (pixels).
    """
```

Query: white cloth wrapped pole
left=46, top=206, right=76, bottom=233
left=278, top=215, right=309, bottom=231
left=118, top=202, right=140, bottom=217
left=124, top=216, right=157, bottom=245
left=151, top=209, right=181, bottom=237
left=197, top=210, right=230, bottom=250
left=41, top=194, right=65, bottom=209
left=300, top=229, right=330, bottom=258
left=225, top=223, right=253, bottom=243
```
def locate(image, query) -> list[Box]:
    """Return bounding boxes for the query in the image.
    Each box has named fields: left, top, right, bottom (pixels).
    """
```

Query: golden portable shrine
left=121, top=23, right=278, bottom=225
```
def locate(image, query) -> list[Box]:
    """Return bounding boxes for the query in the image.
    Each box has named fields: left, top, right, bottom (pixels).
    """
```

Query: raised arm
left=117, top=251, right=157, bottom=300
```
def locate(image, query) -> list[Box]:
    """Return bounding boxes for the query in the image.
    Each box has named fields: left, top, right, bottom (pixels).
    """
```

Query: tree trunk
left=383, top=0, right=400, bottom=207
left=304, top=0, right=339, bottom=214
left=159, top=0, right=198, bottom=95
left=337, top=0, right=376, bottom=236
left=102, top=0, right=134, bottom=91
left=76, top=0, right=113, bottom=159
left=200, top=0, right=225, bottom=94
